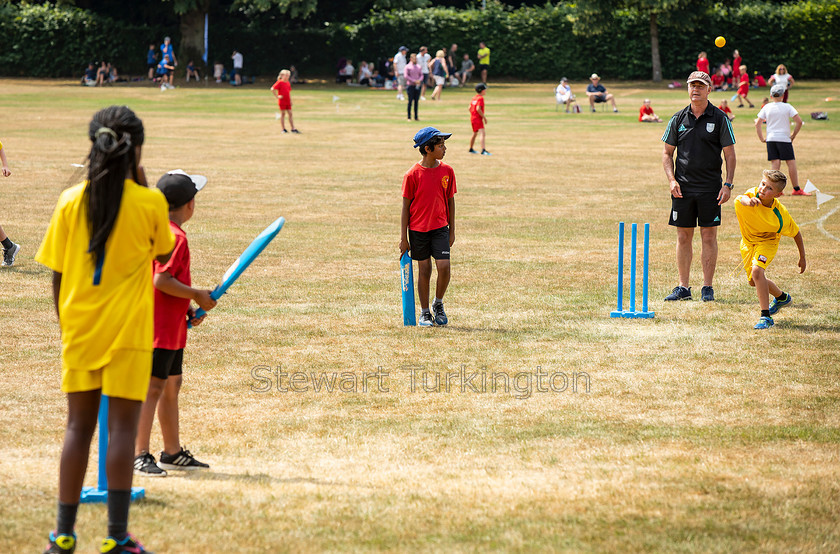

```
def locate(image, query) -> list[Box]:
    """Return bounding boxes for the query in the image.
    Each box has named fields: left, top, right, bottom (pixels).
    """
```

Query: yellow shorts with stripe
left=62, top=349, right=152, bottom=401
left=740, top=240, right=779, bottom=280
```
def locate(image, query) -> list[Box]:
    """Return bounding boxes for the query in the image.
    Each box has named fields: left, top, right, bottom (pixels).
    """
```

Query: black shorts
left=151, top=348, right=183, bottom=380
left=477, top=63, right=489, bottom=75
left=767, top=141, right=795, bottom=161
left=669, top=192, right=721, bottom=228
left=409, top=226, right=450, bottom=260
left=593, top=95, right=608, bottom=103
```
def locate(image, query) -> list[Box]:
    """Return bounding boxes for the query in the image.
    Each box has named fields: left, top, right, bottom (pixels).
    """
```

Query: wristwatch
left=723, top=182, right=734, bottom=189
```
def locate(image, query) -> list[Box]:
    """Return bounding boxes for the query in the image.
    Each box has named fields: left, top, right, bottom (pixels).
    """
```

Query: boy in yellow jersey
left=734, top=169, right=806, bottom=329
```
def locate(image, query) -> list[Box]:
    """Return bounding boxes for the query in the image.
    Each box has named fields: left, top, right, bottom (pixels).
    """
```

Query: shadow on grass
left=779, top=321, right=840, bottom=333
left=177, top=471, right=352, bottom=487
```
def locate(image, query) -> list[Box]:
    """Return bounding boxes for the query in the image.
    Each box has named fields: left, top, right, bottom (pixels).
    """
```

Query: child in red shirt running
left=271, top=69, right=300, bottom=133
left=399, top=127, right=457, bottom=327
left=468, top=83, right=490, bottom=155
left=737, top=64, right=754, bottom=108
left=134, top=170, right=217, bottom=477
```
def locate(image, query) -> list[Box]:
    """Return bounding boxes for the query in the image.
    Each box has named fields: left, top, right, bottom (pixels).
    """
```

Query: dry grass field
left=1, top=77, right=839, bottom=552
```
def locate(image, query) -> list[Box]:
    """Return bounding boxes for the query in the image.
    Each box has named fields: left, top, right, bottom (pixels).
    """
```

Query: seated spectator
left=213, top=61, right=225, bottom=83
left=638, top=99, right=662, bottom=122
left=157, top=55, right=175, bottom=88
left=711, top=68, right=727, bottom=91
left=338, top=59, right=354, bottom=83
left=456, top=54, right=474, bottom=86
left=95, top=61, right=110, bottom=86
left=186, top=60, right=201, bottom=82
left=717, top=99, right=735, bottom=121
left=108, top=64, right=121, bottom=83
left=586, top=73, right=618, bottom=112
left=752, top=71, right=767, bottom=88
left=289, top=65, right=299, bottom=84
left=371, top=69, right=385, bottom=88
left=358, top=61, right=373, bottom=86
left=82, top=62, right=97, bottom=86
left=555, top=77, right=576, bottom=112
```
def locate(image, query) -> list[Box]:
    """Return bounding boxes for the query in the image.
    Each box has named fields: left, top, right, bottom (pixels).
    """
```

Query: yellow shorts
left=740, top=240, right=778, bottom=280
left=62, top=349, right=152, bottom=401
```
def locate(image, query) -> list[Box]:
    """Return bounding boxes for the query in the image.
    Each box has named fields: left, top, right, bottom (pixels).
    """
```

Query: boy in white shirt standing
left=755, top=84, right=809, bottom=195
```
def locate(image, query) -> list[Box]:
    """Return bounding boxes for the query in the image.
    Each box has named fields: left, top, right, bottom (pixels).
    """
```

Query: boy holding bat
left=399, top=127, right=456, bottom=327
left=134, top=170, right=217, bottom=476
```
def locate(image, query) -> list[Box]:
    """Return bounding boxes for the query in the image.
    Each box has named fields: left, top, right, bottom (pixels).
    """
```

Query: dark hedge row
left=1, top=1, right=837, bottom=80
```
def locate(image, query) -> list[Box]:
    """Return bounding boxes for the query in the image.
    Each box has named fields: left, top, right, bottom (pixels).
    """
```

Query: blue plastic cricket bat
left=400, top=251, right=416, bottom=326
left=190, top=216, right=285, bottom=325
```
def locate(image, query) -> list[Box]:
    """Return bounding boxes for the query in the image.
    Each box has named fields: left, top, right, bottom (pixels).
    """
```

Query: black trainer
left=701, top=285, right=715, bottom=302
left=664, top=286, right=691, bottom=301
left=157, top=447, right=209, bottom=471
left=2, top=242, right=20, bottom=267
left=432, top=302, right=448, bottom=326
left=134, top=452, right=167, bottom=477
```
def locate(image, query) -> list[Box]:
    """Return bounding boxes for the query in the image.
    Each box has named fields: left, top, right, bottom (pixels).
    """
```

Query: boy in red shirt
left=718, top=99, right=735, bottom=121
left=399, top=127, right=457, bottom=327
left=134, top=170, right=217, bottom=476
left=736, top=64, right=754, bottom=108
left=271, top=69, right=300, bottom=133
left=638, top=99, right=662, bottom=122
left=468, top=83, right=491, bottom=155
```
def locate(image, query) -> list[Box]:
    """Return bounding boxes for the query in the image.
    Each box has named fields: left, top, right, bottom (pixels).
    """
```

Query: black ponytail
left=84, top=105, right=144, bottom=269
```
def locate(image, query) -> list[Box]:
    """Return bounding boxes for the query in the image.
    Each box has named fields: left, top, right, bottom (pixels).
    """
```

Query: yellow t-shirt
left=477, top=47, right=490, bottom=66
left=36, top=180, right=175, bottom=371
left=734, top=187, right=799, bottom=246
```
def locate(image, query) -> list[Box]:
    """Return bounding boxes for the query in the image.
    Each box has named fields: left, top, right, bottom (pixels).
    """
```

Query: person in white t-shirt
left=393, top=46, right=408, bottom=100
left=755, top=84, right=808, bottom=195
left=417, top=46, right=431, bottom=100
left=231, top=50, right=244, bottom=86
left=767, top=64, right=796, bottom=103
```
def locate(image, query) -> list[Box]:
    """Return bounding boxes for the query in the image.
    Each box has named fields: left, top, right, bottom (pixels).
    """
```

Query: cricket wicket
left=610, top=222, right=655, bottom=319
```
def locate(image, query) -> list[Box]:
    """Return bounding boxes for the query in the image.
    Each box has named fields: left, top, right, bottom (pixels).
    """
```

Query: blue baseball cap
left=413, top=127, right=452, bottom=148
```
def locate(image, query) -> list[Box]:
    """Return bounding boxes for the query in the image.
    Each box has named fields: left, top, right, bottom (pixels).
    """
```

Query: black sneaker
left=468, top=149, right=478, bottom=154
left=99, top=533, right=153, bottom=553
left=664, top=286, right=691, bottom=301
left=291, top=129, right=301, bottom=134
left=701, top=285, right=715, bottom=302
left=158, top=447, right=209, bottom=470
left=44, top=531, right=76, bottom=553
left=418, top=311, right=433, bottom=327
left=2, top=242, right=20, bottom=266
left=134, top=452, right=167, bottom=477
left=432, top=302, right=448, bottom=326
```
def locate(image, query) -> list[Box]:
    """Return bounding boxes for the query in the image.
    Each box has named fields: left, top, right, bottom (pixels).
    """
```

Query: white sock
left=421, top=308, right=431, bottom=315
left=433, top=297, right=443, bottom=306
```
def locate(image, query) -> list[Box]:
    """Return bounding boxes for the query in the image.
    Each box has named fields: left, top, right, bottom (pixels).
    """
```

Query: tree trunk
left=649, top=12, right=662, bottom=82
left=179, top=4, right=209, bottom=73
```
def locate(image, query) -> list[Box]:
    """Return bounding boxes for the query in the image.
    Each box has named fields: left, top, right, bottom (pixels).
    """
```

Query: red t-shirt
left=153, top=221, right=191, bottom=350
left=402, top=162, right=457, bottom=232
left=696, top=57, right=709, bottom=74
left=711, top=73, right=724, bottom=87
left=469, top=94, right=485, bottom=119
left=718, top=104, right=732, bottom=115
left=272, top=80, right=292, bottom=109
left=733, top=57, right=742, bottom=77
left=756, top=74, right=766, bottom=87
left=738, top=73, right=749, bottom=93
left=639, top=105, right=654, bottom=121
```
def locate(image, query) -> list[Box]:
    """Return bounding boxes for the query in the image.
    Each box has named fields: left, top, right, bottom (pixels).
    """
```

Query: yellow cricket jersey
left=36, top=180, right=175, bottom=371
left=734, top=187, right=799, bottom=246
left=477, top=47, right=490, bottom=65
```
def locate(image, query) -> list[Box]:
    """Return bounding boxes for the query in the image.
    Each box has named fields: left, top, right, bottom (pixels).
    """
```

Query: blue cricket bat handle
left=400, top=251, right=416, bottom=326
left=187, top=286, right=222, bottom=328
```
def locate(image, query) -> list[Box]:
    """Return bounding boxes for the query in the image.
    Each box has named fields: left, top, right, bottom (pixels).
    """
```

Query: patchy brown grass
left=1, top=78, right=838, bottom=552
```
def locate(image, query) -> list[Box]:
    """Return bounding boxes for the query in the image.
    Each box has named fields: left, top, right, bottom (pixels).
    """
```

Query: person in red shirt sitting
left=638, top=99, right=662, bottom=122
left=718, top=99, right=735, bottom=121
left=711, top=68, right=727, bottom=91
